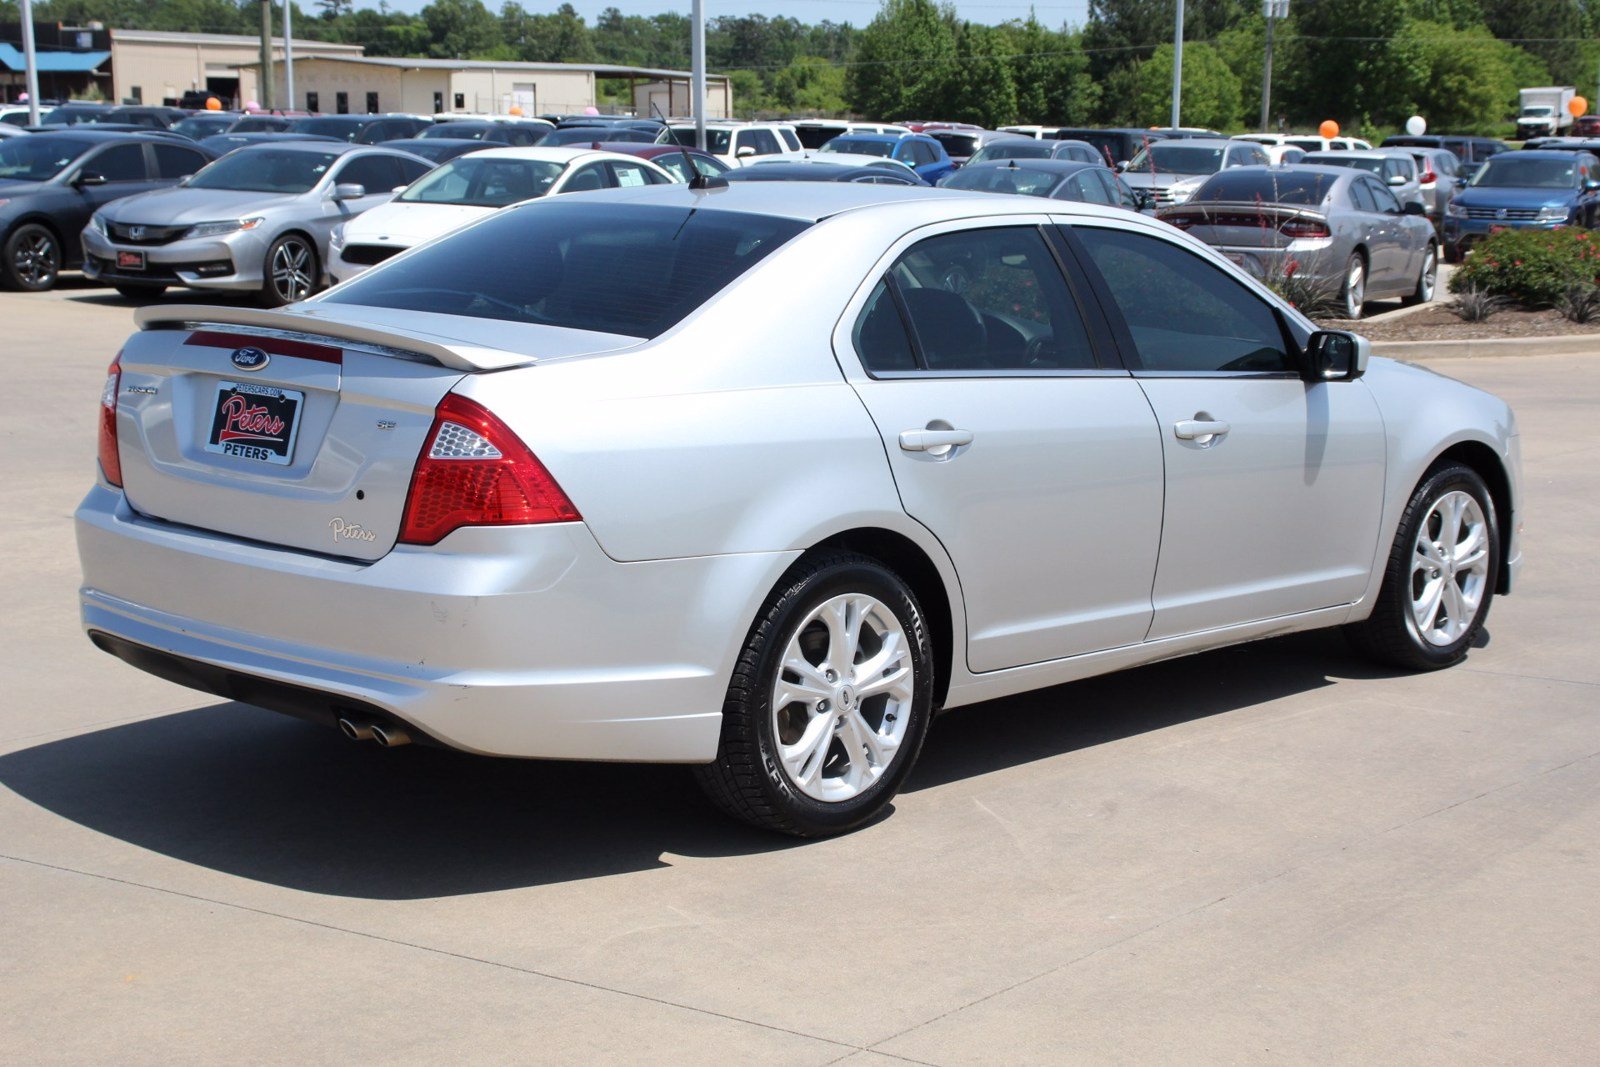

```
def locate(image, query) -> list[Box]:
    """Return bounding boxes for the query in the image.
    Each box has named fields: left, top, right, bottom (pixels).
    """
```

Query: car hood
left=1454, top=186, right=1573, bottom=209
left=339, top=199, right=492, bottom=246
left=100, top=186, right=309, bottom=224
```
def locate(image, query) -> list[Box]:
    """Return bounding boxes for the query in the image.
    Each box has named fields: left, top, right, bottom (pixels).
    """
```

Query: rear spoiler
left=1157, top=199, right=1329, bottom=222
left=135, top=304, right=533, bottom=372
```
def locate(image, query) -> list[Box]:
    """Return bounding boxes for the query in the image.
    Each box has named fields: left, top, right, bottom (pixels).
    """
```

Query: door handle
left=1174, top=419, right=1231, bottom=441
left=899, top=428, right=973, bottom=452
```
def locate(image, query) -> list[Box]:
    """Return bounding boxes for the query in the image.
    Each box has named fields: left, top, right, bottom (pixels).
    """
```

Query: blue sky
left=384, top=0, right=1094, bottom=30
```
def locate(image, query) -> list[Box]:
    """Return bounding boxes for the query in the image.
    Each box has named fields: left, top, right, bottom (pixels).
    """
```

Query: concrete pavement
left=2, top=283, right=1597, bottom=1063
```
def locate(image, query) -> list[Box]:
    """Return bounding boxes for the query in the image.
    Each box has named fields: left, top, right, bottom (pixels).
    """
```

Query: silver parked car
left=78, top=185, right=1520, bottom=837
left=966, top=138, right=1105, bottom=167
left=1395, top=146, right=1464, bottom=229
left=1158, top=166, right=1439, bottom=320
left=1303, top=149, right=1427, bottom=214
left=82, top=142, right=434, bottom=305
left=1119, top=137, right=1272, bottom=209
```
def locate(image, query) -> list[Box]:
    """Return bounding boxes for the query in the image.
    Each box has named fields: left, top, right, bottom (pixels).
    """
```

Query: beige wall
left=448, top=68, right=594, bottom=115
left=112, top=38, right=359, bottom=107
left=635, top=79, right=731, bottom=121
left=265, top=59, right=407, bottom=114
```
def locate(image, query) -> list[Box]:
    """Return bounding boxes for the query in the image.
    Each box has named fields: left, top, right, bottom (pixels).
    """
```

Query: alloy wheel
left=1419, top=247, right=1437, bottom=301
left=13, top=231, right=58, bottom=288
left=769, top=592, right=915, bottom=803
left=1344, top=257, right=1365, bottom=319
left=1410, top=490, right=1490, bottom=647
left=270, top=238, right=315, bottom=303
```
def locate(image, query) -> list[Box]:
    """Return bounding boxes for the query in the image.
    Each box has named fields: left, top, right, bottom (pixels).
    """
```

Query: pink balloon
left=584, top=106, right=599, bottom=116
left=245, top=100, right=261, bottom=112
left=18, top=92, right=28, bottom=102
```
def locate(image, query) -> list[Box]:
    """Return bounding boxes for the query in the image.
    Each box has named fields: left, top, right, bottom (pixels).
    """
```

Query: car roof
left=380, top=137, right=483, bottom=147
left=962, top=158, right=1102, bottom=175
left=14, top=129, right=172, bottom=143
left=1508, top=149, right=1599, bottom=160
left=446, top=145, right=657, bottom=165
left=230, top=140, right=367, bottom=156
left=726, top=163, right=887, bottom=180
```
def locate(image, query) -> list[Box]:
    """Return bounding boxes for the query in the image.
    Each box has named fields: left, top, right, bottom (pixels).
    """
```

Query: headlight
left=330, top=223, right=346, bottom=250
left=183, top=216, right=264, bottom=239
left=1445, top=202, right=1467, bottom=218
left=89, top=212, right=107, bottom=234
left=1536, top=204, right=1569, bottom=222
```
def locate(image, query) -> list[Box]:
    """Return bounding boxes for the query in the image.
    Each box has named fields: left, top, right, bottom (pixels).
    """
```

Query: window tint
left=1369, top=178, right=1402, bottom=213
left=1065, top=171, right=1113, bottom=204
left=395, top=155, right=431, bottom=184
left=878, top=227, right=1096, bottom=372
left=909, top=141, right=936, bottom=165
left=563, top=163, right=606, bottom=191
left=1072, top=226, right=1292, bottom=374
left=1101, top=170, right=1139, bottom=210
left=88, top=143, right=147, bottom=182
left=325, top=201, right=809, bottom=339
left=1348, top=179, right=1379, bottom=212
left=334, top=154, right=402, bottom=193
left=778, top=128, right=800, bottom=151
left=743, top=129, right=780, bottom=156
left=853, top=280, right=916, bottom=372
left=153, top=143, right=206, bottom=178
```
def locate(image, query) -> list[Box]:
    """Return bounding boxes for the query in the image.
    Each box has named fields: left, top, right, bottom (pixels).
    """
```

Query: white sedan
left=78, top=184, right=1522, bottom=837
left=327, top=146, right=672, bottom=283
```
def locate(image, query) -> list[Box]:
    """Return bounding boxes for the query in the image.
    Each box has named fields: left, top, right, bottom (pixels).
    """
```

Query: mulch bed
left=1317, top=305, right=1600, bottom=342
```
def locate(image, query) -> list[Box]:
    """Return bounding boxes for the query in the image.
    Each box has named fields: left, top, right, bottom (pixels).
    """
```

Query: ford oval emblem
left=231, top=346, right=270, bottom=371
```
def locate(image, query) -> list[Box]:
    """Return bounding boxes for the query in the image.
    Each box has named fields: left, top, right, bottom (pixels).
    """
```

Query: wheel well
left=1432, top=441, right=1514, bottom=594
left=810, top=528, right=954, bottom=708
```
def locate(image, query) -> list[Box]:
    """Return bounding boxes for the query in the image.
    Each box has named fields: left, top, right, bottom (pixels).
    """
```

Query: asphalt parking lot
left=2, top=282, right=1597, bottom=1063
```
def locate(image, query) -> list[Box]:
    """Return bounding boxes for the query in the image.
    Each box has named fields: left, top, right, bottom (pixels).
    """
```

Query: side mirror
left=75, top=171, right=107, bottom=187
left=1388, top=174, right=1407, bottom=186
left=1115, top=160, right=1128, bottom=172
left=1403, top=200, right=1427, bottom=216
left=735, top=145, right=756, bottom=158
left=1585, top=178, right=1600, bottom=192
left=331, top=182, right=366, bottom=200
left=1303, top=330, right=1369, bottom=381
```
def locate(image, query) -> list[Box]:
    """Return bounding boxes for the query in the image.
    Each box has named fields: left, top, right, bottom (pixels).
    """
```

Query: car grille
left=107, top=222, right=189, bottom=246
left=340, top=244, right=405, bottom=267
left=1465, top=207, right=1541, bottom=221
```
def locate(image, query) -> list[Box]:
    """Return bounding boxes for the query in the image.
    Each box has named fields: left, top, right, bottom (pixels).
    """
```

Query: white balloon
left=1406, top=115, right=1427, bottom=136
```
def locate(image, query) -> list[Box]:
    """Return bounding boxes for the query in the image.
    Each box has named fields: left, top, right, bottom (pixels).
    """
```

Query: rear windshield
left=324, top=201, right=811, bottom=339
left=670, top=128, right=732, bottom=155
left=290, top=117, right=371, bottom=142
left=820, top=138, right=894, bottom=158
left=1126, top=143, right=1227, bottom=174
left=942, top=165, right=1061, bottom=197
left=795, top=125, right=844, bottom=149
left=1192, top=170, right=1340, bottom=206
left=969, top=141, right=1052, bottom=164
left=1306, top=154, right=1384, bottom=177
left=1286, top=138, right=1325, bottom=153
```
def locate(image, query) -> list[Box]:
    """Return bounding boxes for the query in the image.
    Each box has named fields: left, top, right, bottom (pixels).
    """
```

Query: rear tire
left=113, top=282, right=167, bottom=300
left=1340, top=252, right=1366, bottom=320
left=694, top=552, right=935, bottom=837
left=1402, top=244, right=1438, bottom=306
left=2, top=223, right=61, bottom=292
left=1346, top=463, right=1498, bottom=671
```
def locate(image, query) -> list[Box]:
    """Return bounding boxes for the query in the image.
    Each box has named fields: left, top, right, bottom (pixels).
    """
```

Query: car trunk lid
left=1160, top=202, right=1332, bottom=248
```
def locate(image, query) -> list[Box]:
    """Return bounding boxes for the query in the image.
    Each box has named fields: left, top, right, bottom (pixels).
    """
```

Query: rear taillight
left=1420, top=170, right=1436, bottom=185
left=98, top=356, right=122, bottom=487
left=398, top=392, right=579, bottom=546
left=1280, top=218, right=1332, bottom=239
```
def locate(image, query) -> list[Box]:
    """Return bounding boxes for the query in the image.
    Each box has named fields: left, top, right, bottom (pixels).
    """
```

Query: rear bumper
left=76, top=485, right=799, bottom=762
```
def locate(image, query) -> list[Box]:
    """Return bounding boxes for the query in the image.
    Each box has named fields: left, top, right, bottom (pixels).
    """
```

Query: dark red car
left=1574, top=115, right=1600, bottom=138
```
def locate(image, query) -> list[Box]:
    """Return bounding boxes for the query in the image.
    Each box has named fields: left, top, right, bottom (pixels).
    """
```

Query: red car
left=1574, top=115, right=1600, bottom=138
left=588, top=142, right=729, bottom=183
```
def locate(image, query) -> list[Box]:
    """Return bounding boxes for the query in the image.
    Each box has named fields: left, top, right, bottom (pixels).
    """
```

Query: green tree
left=937, top=20, right=1018, bottom=126
left=421, top=0, right=502, bottom=59
left=500, top=2, right=594, bottom=63
left=845, top=0, right=959, bottom=121
left=1390, top=19, right=1532, bottom=133
left=1277, top=0, right=1410, bottom=129
left=769, top=56, right=848, bottom=115
left=1000, top=16, right=1099, bottom=125
left=1479, top=0, right=1587, bottom=86
left=1135, top=41, right=1241, bottom=130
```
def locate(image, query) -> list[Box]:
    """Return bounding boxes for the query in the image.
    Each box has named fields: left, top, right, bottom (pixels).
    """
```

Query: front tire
left=1346, top=463, right=1498, bottom=671
left=259, top=233, right=318, bottom=307
left=694, top=552, right=935, bottom=837
left=1340, top=252, right=1366, bottom=320
left=2, top=223, right=61, bottom=292
left=1402, top=243, right=1437, bottom=306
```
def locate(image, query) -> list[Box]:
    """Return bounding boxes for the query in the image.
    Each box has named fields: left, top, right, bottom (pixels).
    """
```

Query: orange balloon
left=204, top=97, right=222, bottom=111
left=508, top=106, right=523, bottom=116
left=1319, top=119, right=1339, bottom=139
left=1570, top=95, right=1589, bottom=118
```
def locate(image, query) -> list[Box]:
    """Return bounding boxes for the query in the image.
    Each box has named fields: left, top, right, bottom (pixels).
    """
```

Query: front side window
left=324, top=202, right=809, bottom=339
left=1072, top=225, right=1293, bottom=374
left=86, top=143, right=148, bottom=182
left=855, top=227, right=1096, bottom=373
left=153, top=144, right=207, bottom=179
left=1367, top=178, right=1402, bottom=213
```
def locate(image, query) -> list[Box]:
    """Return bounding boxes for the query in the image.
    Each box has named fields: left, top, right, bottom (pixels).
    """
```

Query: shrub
left=1449, top=227, right=1600, bottom=308
left=1263, top=256, right=1340, bottom=316
left=1449, top=287, right=1508, bottom=322
left=1557, top=284, right=1600, bottom=324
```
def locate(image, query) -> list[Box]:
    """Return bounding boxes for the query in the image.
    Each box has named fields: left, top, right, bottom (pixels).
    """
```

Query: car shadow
left=52, top=273, right=238, bottom=308
left=0, top=631, right=1405, bottom=899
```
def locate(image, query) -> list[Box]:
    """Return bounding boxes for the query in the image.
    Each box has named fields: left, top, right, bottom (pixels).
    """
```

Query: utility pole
left=284, top=0, right=295, bottom=113
left=1260, top=0, right=1289, bottom=132
left=258, top=0, right=274, bottom=112
left=691, top=0, right=706, bottom=148
left=20, top=0, right=42, bottom=123
left=1170, top=0, right=1185, bottom=130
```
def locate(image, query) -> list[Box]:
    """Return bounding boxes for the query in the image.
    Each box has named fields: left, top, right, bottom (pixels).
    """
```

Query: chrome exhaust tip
left=371, top=723, right=411, bottom=748
left=338, top=717, right=375, bottom=742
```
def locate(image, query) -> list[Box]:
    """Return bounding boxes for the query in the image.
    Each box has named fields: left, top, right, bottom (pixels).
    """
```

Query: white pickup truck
left=1516, top=86, right=1576, bottom=140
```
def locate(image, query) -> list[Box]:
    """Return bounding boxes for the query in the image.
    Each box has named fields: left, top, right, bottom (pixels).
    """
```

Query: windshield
left=187, top=149, right=339, bottom=193
left=325, top=201, right=810, bottom=339
left=1286, top=138, right=1326, bottom=152
left=820, top=139, right=894, bottom=158
left=0, top=137, right=91, bottom=181
left=397, top=157, right=564, bottom=207
left=1307, top=155, right=1386, bottom=177
left=930, top=133, right=980, bottom=158
left=670, top=128, right=732, bottom=155
left=942, top=165, right=1062, bottom=197
left=1522, top=106, right=1555, bottom=116
left=1125, top=143, right=1227, bottom=175
left=1470, top=157, right=1579, bottom=189
left=289, top=118, right=369, bottom=142
left=1192, top=171, right=1339, bottom=206
left=170, top=116, right=231, bottom=139
left=969, top=142, right=1052, bottom=165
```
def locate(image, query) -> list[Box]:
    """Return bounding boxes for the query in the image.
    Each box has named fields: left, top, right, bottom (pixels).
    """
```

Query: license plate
left=116, top=250, right=146, bottom=271
left=204, top=381, right=303, bottom=466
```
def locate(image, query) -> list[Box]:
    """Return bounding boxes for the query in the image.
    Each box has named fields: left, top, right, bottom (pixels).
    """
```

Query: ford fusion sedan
left=940, top=158, right=1139, bottom=208
left=1, top=130, right=212, bottom=291
left=1442, top=150, right=1600, bottom=261
left=328, top=146, right=670, bottom=283
left=79, top=184, right=1521, bottom=837
left=84, top=141, right=432, bottom=304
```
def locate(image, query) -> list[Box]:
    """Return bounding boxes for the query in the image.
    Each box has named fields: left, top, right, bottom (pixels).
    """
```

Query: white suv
left=668, top=121, right=803, bottom=167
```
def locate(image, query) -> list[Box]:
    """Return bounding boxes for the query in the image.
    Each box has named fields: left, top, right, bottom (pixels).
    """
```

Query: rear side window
left=1072, top=225, right=1292, bottom=374
left=324, top=201, right=810, bottom=339
left=335, top=154, right=402, bottom=194
left=778, top=128, right=800, bottom=151
left=154, top=143, right=207, bottom=178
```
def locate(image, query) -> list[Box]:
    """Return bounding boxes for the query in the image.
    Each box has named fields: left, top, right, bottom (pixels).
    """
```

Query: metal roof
left=275, top=54, right=729, bottom=82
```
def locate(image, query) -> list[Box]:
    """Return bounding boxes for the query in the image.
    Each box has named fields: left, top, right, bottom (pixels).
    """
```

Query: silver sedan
left=1158, top=165, right=1439, bottom=319
left=78, top=184, right=1520, bottom=836
left=82, top=142, right=433, bottom=306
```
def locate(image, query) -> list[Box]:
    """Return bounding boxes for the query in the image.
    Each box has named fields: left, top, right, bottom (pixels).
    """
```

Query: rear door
left=835, top=218, right=1164, bottom=672
left=1066, top=222, right=1386, bottom=640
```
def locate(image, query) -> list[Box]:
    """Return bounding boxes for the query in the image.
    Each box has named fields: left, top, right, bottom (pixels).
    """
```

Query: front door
left=1068, top=222, right=1388, bottom=640
left=837, top=221, right=1164, bottom=672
